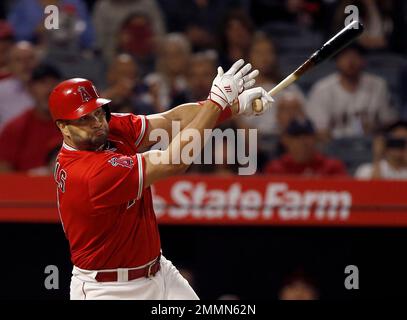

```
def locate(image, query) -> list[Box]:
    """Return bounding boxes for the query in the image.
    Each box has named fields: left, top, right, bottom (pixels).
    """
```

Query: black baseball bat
left=253, top=20, right=364, bottom=112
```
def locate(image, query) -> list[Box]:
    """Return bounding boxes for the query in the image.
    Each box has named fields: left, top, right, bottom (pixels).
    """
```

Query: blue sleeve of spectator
left=7, top=0, right=40, bottom=42
left=66, top=0, right=95, bottom=48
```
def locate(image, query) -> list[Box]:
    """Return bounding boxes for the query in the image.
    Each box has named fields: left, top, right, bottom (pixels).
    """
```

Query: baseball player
left=49, top=59, right=273, bottom=300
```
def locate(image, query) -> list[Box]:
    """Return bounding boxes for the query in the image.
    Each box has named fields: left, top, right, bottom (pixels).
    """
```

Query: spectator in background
left=265, top=118, right=347, bottom=176
left=185, top=51, right=217, bottom=102
left=250, top=0, right=324, bottom=30
left=8, top=42, right=38, bottom=84
left=41, top=3, right=91, bottom=56
left=92, top=0, right=165, bottom=63
left=306, top=44, right=396, bottom=141
left=7, top=0, right=94, bottom=49
left=240, top=91, right=307, bottom=171
left=248, top=32, right=282, bottom=92
left=101, top=53, right=153, bottom=115
left=281, top=0, right=323, bottom=29
left=0, top=41, right=38, bottom=132
left=355, top=121, right=407, bottom=179
left=0, top=20, right=14, bottom=79
left=28, top=136, right=62, bottom=176
left=158, top=0, right=233, bottom=51
left=144, top=33, right=191, bottom=111
left=102, top=54, right=138, bottom=108
left=278, top=269, right=319, bottom=300
left=276, top=92, right=307, bottom=134
left=258, top=91, right=308, bottom=168
left=241, top=33, right=304, bottom=137
left=39, top=3, right=106, bottom=89
left=116, top=12, right=158, bottom=76
left=0, top=64, right=62, bottom=172
left=218, top=9, right=254, bottom=70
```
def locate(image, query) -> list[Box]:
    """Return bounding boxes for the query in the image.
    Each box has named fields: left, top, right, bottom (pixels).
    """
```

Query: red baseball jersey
left=54, top=113, right=161, bottom=270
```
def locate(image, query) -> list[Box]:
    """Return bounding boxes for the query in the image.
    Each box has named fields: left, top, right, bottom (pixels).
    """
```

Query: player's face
left=61, top=107, right=109, bottom=151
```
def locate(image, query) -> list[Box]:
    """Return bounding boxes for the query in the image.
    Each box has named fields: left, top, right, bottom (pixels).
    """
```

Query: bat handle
left=252, top=98, right=263, bottom=113
left=251, top=73, right=299, bottom=113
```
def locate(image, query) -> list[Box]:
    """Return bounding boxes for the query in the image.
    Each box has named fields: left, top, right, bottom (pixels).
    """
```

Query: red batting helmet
left=48, top=78, right=111, bottom=121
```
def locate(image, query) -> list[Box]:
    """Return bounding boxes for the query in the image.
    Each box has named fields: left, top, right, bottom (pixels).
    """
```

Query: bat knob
left=252, top=98, right=263, bottom=113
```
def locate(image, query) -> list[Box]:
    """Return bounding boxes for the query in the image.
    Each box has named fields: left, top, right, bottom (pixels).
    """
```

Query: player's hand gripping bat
left=252, top=20, right=364, bottom=113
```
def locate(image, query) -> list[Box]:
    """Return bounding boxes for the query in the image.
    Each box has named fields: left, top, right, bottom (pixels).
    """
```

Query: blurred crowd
left=0, top=0, right=406, bottom=179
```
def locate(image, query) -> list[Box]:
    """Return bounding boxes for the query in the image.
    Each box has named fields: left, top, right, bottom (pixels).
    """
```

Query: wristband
left=197, top=100, right=232, bottom=125
left=216, top=106, right=232, bottom=125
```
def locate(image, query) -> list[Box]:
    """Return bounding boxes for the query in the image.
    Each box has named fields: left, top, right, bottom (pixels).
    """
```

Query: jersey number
left=54, top=161, right=67, bottom=193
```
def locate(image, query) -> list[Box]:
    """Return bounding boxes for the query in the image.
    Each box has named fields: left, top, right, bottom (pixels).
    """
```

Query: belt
left=95, top=255, right=161, bottom=282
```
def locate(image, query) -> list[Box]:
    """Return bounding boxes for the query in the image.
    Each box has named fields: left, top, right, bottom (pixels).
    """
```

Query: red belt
left=95, top=256, right=161, bottom=282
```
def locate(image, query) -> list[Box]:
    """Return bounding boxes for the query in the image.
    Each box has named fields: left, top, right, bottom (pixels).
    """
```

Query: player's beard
left=70, top=127, right=109, bottom=151
left=90, top=130, right=109, bottom=150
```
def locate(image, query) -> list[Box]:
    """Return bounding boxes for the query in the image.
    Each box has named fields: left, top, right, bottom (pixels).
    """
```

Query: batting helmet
left=48, top=78, right=111, bottom=122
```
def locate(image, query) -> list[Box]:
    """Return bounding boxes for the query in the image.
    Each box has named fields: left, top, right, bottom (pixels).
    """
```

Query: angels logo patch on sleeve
left=108, top=156, right=134, bottom=169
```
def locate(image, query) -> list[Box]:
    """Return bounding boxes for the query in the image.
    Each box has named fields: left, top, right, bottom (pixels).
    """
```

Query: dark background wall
left=0, top=223, right=406, bottom=300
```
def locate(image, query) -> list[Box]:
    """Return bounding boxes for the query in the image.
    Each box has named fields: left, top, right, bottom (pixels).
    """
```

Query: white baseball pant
left=70, top=255, right=199, bottom=300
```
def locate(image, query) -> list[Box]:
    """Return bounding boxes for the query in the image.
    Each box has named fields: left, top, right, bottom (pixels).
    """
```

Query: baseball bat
left=252, top=20, right=364, bottom=112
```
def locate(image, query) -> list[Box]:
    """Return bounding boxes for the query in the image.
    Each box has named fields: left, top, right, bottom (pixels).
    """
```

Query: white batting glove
left=237, top=87, right=274, bottom=116
left=208, top=59, right=259, bottom=110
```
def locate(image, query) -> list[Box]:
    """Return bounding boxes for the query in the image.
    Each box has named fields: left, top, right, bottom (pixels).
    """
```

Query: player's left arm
left=139, top=102, right=239, bottom=149
left=139, top=86, right=272, bottom=150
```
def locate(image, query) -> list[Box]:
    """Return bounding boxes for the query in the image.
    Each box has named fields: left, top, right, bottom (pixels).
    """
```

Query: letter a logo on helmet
left=48, top=78, right=111, bottom=121
left=78, top=86, right=93, bottom=102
